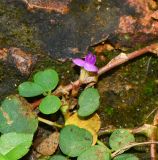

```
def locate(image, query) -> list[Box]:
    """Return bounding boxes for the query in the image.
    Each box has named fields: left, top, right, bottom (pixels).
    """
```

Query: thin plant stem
left=150, top=111, right=158, bottom=160
left=97, top=139, right=107, bottom=147
left=38, top=117, right=63, bottom=128
left=98, top=128, right=132, bottom=136
left=112, top=141, right=158, bottom=158
left=144, top=107, right=158, bottom=123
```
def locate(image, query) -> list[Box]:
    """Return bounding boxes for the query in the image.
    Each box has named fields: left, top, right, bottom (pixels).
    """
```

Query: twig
left=99, top=124, right=156, bottom=137
left=144, top=107, right=158, bottom=123
left=98, top=128, right=116, bottom=136
left=98, top=43, right=158, bottom=75
left=146, top=56, right=152, bottom=75
left=38, top=117, right=63, bottom=128
left=112, top=141, right=158, bottom=158
left=150, top=110, right=158, bottom=160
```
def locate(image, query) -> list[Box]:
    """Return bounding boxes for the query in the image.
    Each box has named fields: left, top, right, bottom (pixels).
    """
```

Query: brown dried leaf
left=94, top=43, right=114, bottom=53
left=0, top=48, right=8, bottom=61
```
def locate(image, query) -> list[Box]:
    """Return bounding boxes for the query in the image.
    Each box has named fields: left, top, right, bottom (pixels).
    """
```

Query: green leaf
left=18, top=82, right=44, bottom=97
left=0, top=132, right=33, bottom=160
left=109, top=129, right=135, bottom=151
left=34, top=69, right=59, bottom=92
left=39, top=95, right=61, bottom=114
left=59, top=125, right=93, bottom=157
left=113, top=154, right=139, bottom=160
left=0, top=95, right=38, bottom=134
left=49, top=155, right=68, bottom=160
left=0, top=154, right=9, bottom=160
left=77, top=145, right=111, bottom=160
left=78, top=88, right=100, bottom=117
left=38, top=157, right=50, bottom=160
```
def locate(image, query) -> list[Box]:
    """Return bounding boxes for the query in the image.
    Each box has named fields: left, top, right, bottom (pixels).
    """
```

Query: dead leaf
left=94, top=43, right=114, bottom=53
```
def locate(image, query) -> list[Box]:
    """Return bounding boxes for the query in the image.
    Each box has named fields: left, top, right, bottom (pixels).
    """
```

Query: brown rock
left=7, top=47, right=37, bottom=76
left=23, top=0, right=71, bottom=14
left=116, top=0, right=158, bottom=43
left=36, top=131, right=59, bottom=156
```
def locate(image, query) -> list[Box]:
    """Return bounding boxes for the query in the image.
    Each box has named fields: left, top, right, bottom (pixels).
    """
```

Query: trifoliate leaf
left=0, top=95, right=38, bottom=134
left=39, top=95, right=61, bottom=114
left=113, top=154, right=139, bottom=160
left=0, top=132, right=33, bottom=160
left=49, top=155, right=68, bottom=160
left=34, top=69, right=59, bottom=92
left=109, top=129, right=135, bottom=151
left=78, top=88, right=100, bottom=117
left=18, top=82, right=44, bottom=97
left=77, top=145, right=111, bottom=160
left=0, top=154, right=9, bottom=160
left=59, top=125, right=93, bottom=157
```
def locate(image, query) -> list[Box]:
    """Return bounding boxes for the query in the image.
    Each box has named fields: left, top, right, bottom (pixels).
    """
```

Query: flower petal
left=85, top=52, right=96, bottom=65
left=84, top=63, right=98, bottom=72
left=72, top=58, right=85, bottom=67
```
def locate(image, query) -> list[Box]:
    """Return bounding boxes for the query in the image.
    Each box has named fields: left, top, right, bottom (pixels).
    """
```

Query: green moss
left=104, top=106, right=114, bottom=116
left=0, top=1, right=41, bottom=53
left=143, top=80, right=156, bottom=96
left=124, top=34, right=131, bottom=41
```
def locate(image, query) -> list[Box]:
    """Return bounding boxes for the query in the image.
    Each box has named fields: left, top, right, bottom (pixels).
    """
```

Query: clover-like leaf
left=78, top=88, right=100, bottom=117
left=109, top=129, right=135, bottom=151
left=34, top=69, right=59, bottom=92
left=0, top=95, right=38, bottom=134
left=77, top=145, right=111, bottom=160
left=113, top=154, right=139, bottom=160
left=65, top=113, right=101, bottom=145
left=18, top=82, right=44, bottom=97
left=59, top=125, right=93, bottom=157
left=0, top=132, right=33, bottom=160
left=39, top=95, right=61, bottom=114
left=0, top=154, right=9, bottom=160
left=50, top=155, right=68, bottom=160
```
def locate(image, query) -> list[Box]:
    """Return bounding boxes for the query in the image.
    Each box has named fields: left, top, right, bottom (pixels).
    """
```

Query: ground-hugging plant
left=18, top=69, right=61, bottom=114
left=0, top=48, right=158, bottom=160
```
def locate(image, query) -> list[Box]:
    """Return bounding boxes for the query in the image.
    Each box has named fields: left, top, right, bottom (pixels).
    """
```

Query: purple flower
left=72, top=52, right=98, bottom=72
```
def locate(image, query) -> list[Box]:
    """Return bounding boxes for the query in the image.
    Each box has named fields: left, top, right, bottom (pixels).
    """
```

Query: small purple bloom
left=72, top=52, right=98, bottom=72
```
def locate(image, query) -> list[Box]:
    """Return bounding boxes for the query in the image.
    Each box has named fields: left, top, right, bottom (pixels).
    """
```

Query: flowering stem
left=57, top=43, right=158, bottom=95
left=31, top=43, right=158, bottom=107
